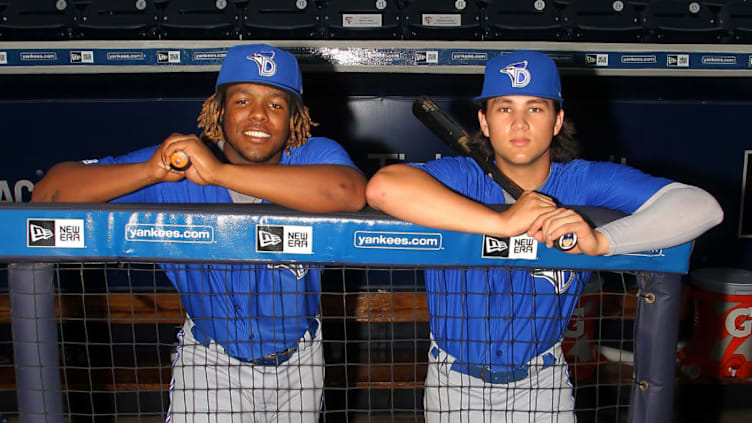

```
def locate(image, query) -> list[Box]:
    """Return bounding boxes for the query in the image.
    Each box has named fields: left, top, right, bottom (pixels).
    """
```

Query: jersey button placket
left=232, top=302, right=253, bottom=344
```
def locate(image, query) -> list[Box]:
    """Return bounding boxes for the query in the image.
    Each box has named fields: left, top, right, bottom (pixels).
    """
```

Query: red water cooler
left=679, top=268, right=752, bottom=380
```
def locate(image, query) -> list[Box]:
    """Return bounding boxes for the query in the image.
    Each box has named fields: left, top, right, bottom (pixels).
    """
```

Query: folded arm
left=33, top=134, right=367, bottom=213
left=366, top=164, right=557, bottom=238
left=211, top=163, right=366, bottom=213
left=31, top=160, right=174, bottom=203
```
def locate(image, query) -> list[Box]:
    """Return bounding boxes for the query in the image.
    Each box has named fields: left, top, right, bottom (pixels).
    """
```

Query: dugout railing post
left=8, top=262, right=64, bottom=423
left=629, top=271, right=683, bottom=423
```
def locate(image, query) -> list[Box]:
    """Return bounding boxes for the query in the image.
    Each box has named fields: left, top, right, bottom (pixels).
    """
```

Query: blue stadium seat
left=159, top=0, right=242, bottom=39
left=322, top=0, right=402, bottom=39
left=402, top=0, right=482, bottom=40
left=563, top=0, right=644, bottom=42
left=719, top=0, right=752, bottom=42
left=0, top=0, right=77, bottom=40
left=244, top=0, right=322, bottom=40
left=75, top=0, right=160, bottom=39
left=483, top=0, right=565, bottom=41
left=643, top=0, right=726, bottom=43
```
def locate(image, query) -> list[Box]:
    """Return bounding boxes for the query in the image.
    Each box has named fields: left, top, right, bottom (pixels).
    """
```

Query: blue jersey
left=413, top=157, right=672, bottom=370
left=93, top=137, right=359, bottom=361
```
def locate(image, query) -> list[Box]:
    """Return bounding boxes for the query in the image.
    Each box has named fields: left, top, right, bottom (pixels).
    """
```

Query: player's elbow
left=701, top=190, right=725, bottom=230
left=338, top=178, right=367, bottom=212
left=30, top=178, right=59, bottom=203
left=30, top=188, right=50, bottom=203
left=325, top=169, right=367, bottom=212
left=31, top=161, right=83, bottom=203
left=366, top=167, right=400, bottom=211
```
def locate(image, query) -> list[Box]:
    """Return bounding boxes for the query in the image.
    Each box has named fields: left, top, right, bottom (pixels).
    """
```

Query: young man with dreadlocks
left=366, top=51, right=722, bottom=422
left=33, top=44, right=366, bottom=422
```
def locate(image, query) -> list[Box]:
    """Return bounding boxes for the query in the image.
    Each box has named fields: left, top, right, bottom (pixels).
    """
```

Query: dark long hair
left=469, top=100, right=581, bottom=163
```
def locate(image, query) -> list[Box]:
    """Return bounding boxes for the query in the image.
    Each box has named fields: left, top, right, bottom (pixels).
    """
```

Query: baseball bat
left=168, top=131, right=217, bottom=171
left=411, top=95, right=577, bottom=252
left=169, top=151, right=191, bottom=171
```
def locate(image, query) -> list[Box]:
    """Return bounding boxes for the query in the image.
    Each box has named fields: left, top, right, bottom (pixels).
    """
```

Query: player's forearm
left=597, top=182, right=724, bottom=255
left=367, top=165, right=511, bottom=236
left=31, top=161, right=157, bottom=203
left=213, top=163, right=367, bottom=213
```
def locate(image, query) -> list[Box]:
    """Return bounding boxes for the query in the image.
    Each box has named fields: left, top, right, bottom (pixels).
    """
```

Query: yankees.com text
left=125, top=223, right=214, bottom=243
left=354, top=231, right=442, bottom=250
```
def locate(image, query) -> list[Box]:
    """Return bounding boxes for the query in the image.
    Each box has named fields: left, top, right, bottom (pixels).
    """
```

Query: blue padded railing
left=0, top=203, right=689, bottom=423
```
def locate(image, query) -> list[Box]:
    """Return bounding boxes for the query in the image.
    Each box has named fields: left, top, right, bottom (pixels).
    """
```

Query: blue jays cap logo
left=500, top=61, right=531, bottom=88
left=248, top=51, right=277, bottom=77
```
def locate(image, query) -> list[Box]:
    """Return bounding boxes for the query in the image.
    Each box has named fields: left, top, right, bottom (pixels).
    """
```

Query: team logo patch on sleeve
left=482, top=234, right=537, bottom=260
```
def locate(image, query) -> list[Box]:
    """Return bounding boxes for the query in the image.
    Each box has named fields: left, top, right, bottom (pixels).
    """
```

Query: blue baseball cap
left=474, top=51, right=563, bottom=104
left=216, top=44, right=303, bottom=100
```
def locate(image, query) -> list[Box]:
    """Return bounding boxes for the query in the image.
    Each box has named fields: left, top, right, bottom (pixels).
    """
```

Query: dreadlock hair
left=197, top=88, right=318, bottom=154
left=469, top=99, right=581, bottom=164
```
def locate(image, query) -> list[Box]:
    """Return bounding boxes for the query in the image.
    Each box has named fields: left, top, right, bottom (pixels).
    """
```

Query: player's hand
left=147, top=135, right=189, bottom=183
left=527, top=208, right=610, bottom=255
left=499, top=191, right=558, bottom=237
left=160, top=133, right=222, bottom=186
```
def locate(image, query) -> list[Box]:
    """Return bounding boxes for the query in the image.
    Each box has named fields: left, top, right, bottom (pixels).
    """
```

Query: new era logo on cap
left=500, top=61, right=531, bottom=88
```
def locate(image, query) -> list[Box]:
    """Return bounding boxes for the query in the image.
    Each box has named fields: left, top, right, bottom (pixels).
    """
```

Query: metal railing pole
left=9, top=263, right=64, bottom=423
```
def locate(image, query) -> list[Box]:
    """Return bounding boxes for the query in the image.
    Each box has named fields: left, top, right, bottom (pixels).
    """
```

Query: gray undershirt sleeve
left=596, top=182, right=724, bottom=256
left=229, top=189, right=263, bottom=204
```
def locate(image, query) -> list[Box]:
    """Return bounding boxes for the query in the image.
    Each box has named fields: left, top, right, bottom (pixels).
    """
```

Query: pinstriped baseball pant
left=424, top=338, right=576, bottom=423
left=166, top=318, right=324, bottom=423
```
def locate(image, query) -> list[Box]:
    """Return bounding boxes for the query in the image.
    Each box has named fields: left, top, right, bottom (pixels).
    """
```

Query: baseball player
left=32, top=44, right=367, bottom=423
left=366, top=51, right=723, bottom=422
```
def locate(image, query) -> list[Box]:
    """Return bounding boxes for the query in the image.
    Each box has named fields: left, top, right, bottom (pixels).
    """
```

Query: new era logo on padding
left=482, top=234, right=537, bottom=260
left=257, top=226, right=284, bottom=251
left=28, top=220, right=55, bottom=246
left=27, top=219, right=85, bottom=248
left=483, top=236, right=510, bottom=257
left=256, top=225, right=313, bottom=254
